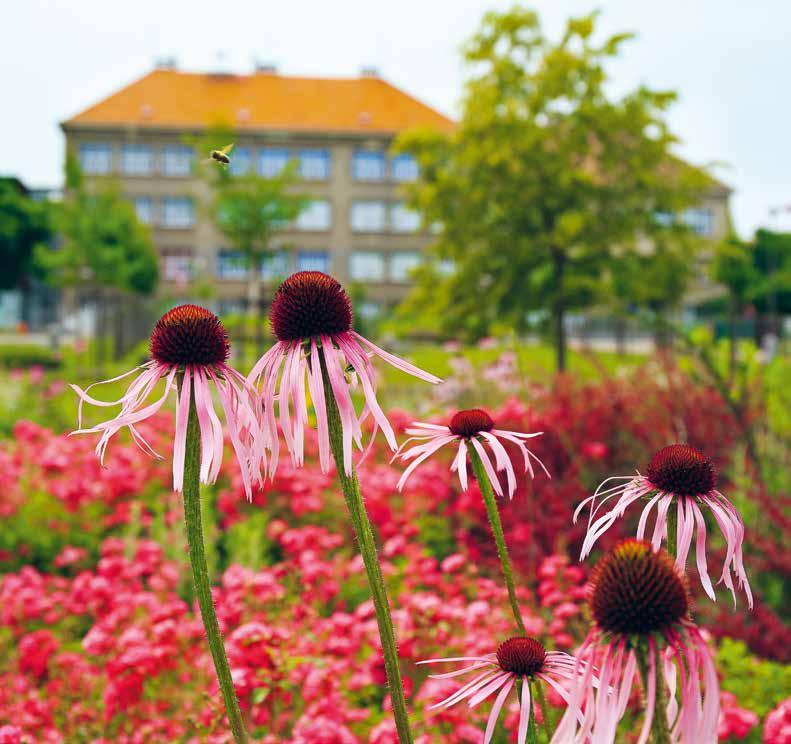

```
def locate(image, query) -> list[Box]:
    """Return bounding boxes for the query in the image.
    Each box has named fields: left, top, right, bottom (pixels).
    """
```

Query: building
left=61, top=65, right=454, bottom=319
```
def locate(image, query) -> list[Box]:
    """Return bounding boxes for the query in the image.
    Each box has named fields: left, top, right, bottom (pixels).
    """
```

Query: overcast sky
left=2, top=0, right=788, bottom=236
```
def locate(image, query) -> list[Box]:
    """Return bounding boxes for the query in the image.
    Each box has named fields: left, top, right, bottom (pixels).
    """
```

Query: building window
left=259, top=147, right=290, bottom=177
left=349, top=251, right=386, bottom=281
left=216, top=250, right=248, bottom=280
left=683, top=207, right=714, bottom=236
left=298, top=149, right=331, bottom=181
left=79, top=143, right=112, bottom=174
left=218, top=299, right=246, bottom=316
left=296, top=250, right=330, bottom=272
left=391, top=154, right=419, bottom=182
left=390, top=252, right=422, bottom=282
left=229, top=147, right=252, bottom=176
left=121, top=144, right=154, bottom=175
left=391, top=203, right=421, bottom=233
left=359, top=302, right=382, bottom=319
left=162, top=145, right=193, bottom=176
left=350, top=201, right=387, bottom=232
left=352, top=150, right=385, bottom=181
left=162, top=197, right=194, bottom=228
left=162, top=250, right=193, bottom=282
left=133, top=197, right=154, bottom=225
left=261, top=251, right=290, bottom=280
left=295, top=200, right=332, bottom=231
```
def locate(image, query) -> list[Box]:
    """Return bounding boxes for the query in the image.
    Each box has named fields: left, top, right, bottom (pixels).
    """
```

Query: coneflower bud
left=646, top=443, right=717, bottom=497
left=149, top=305, right=230, bottom=366
left=496, top=637, right=547, bottom=677
left=449, top=408, right=495, bottom=438
left=269, top=271, right=353, bottom=342
left=590, top=539, right=689, bottom=636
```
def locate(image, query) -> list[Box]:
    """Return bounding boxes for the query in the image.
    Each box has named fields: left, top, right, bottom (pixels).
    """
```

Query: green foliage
left=395, top=6, right=709, bottom=369
left=751, top=229, right=791, bottom=314
left=0, top=344, right=58, bottom=368
left=35, top=153, right=159, bottom=295
left=711, top=235, right=757, bottom=310
left=717, top=638, right=791, bottom=718
left=0, top=178, right=52, bottom=290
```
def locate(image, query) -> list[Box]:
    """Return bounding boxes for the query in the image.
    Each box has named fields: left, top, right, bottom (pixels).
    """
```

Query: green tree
left=751, top=229, right=791, bottom=318
left=396, top=7, right=709, bottom=370
left=36, top=154, right=158, bottom=295
left=711, top=235, right=756, bottom=377
left=0, top=179, right=51, bottom=291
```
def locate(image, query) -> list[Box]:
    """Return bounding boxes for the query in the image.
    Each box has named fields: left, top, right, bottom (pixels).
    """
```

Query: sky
left=2, top=0, right=789, bottom=237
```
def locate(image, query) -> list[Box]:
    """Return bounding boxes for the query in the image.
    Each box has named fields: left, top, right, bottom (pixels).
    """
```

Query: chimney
left=254, top=61, right=278, bottom=74
left=360, top=66, right=380, bottom=78
left=155, top=56, right=177, bottom=70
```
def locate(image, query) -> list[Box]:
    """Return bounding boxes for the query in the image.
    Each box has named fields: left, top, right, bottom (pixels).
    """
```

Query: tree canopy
left=395, top=7, right=710, bottom=369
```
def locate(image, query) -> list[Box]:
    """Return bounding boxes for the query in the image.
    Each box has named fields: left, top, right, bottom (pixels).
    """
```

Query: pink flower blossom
left=393, top=408, right=548, bottom=498
left=419, top=637, right=588, bottom=744
left=249, top=272, right=440, bottom=476
left=575, top=444, right=752, bottom=606
left=764, top=698, right=791, bottom=744
left=70, top=305, right=265, bottom=497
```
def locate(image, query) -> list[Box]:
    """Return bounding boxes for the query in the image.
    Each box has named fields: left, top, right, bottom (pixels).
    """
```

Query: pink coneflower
left=419, top=637, right=586, bottom=744
left=248, top=271, right=441, bottom=476
left=553, top=539, right=719, bottom=744
left=575, top=443, right=752, bottom=607
left=71, top=305, right=264, bottom=497
left=394, top=408, right=547, bottom=497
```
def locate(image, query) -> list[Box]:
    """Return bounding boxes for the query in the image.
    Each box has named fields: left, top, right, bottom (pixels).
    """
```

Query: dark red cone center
left=496, top=637, right=547, bottom=677
left=646, top=444, right=717, bottom=497
left=449, top=409, right=495, bottom=438
left=150, top=305, right=229, bottom=366
left=590, top=539, right=689, bottom=636
left=270, top=271, right=353, bottom=342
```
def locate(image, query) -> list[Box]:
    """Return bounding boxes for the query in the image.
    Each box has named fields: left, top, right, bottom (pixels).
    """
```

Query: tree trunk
left=551, top=250, right=567, bottom=373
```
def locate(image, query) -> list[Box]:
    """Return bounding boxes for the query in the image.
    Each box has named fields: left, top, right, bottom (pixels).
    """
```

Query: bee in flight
left=207, top=143, right=234, bottom=167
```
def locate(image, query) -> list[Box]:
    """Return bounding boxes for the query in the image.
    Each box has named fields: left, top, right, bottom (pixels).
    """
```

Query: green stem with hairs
left=468, top=445, right=527, bottom=637
left=182, top=384, right=249, bottom=744
left=666, top=504, right=677, bottom=558
left=636, top=641, right=670, bottom=744
left=319, top=354, right=414, bottom=744
left=534, top=676, right=554, bottom=742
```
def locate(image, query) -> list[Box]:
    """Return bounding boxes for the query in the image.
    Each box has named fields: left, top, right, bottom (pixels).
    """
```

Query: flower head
left=574, top=443, right=752, bottom=607
left=553, top=539, right=719, bottom=744
left=420, top=637, right=588, bottom=744
left=394, top=408, right=548, bottom=498
left=70, top=305, right=264, bottom=497
left=249, top=271, right=441, bottom=476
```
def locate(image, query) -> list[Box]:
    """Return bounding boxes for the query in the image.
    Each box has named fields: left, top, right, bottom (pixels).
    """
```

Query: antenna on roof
left=155, top=56, right=177, bottom=70
left=253, top=59, right=278, bottom=74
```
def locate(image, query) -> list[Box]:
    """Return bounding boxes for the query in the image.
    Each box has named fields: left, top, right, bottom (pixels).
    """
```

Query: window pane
left=390, top=252, right=421, bottom=282
left=349, top=251, right=385, bottom=281
left=352, top=151, right=385, bottom=181
left=296, top=250, right=330, bottom=272
left=358, top=302, right=382, bottom=319
left=295, top=201, right=332, bottom=231
left=350, top=201, right=386, bottom=232
left=260, top=251, right=290, bottom=280
left=162, top=145, right=193, bottom=176
left=391, top=203, right=421, bottom=233
left=162, top=250, right=193, bottom=282
left=216, top=250, right=248, bottom=280
left=298, top=149, right=331, bottom=180
left=391, top=154, right=419, bottom=182
left=162, top=197, right=194, bottom=228
left=122, top=144, right=154, bottom=175
left=133, top=197, right=154, bottom=225
left=79, top=143, right=112, bottom=174
left=683, top=208, right=714, bottom=236
left=229, top=147, right=252, bottom=176
left=259, top=147, right=290, bottom=177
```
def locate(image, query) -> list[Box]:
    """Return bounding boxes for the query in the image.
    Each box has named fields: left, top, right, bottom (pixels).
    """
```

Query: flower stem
left=468, top=445, right=527, bottom=636
left=636, top=642, right=670, bottom=744
left=666, top=503, right=677, bottom=558
left=182, top=384, right=249, bottom=744
left=534, top=677, right=554, bottom=742
left=319, top=355, right=414, bottom=744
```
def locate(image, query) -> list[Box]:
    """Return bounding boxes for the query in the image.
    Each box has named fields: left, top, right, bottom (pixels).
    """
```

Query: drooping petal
left=483, top=677, right=515, bottom=744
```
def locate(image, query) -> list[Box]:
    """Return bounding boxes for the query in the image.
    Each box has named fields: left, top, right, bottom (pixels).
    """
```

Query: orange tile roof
left=64, top=69, right=454, bottom=135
